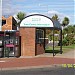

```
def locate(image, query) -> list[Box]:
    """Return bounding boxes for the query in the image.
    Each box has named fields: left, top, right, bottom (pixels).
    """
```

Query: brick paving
left=0, top=57, right=75, bottom=69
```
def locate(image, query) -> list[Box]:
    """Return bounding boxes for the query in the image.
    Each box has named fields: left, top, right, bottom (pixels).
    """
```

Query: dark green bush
left=62, top=38, right=68, bottom=46
left=62, top=34, right=75, bottom=46
left=72, top=39, right=75, bottom=44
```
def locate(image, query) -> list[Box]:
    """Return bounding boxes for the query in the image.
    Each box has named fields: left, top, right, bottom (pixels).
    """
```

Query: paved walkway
left=0, top=50, right=75, bottom=70
left=37, top=50, right=75, bottom=58
left=0, top=57, right=75, bottom=70
left=56, top=50, right=75, bottom=58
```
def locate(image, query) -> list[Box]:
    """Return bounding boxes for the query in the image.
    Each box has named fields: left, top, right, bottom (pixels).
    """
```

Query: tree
left=62, top=25, right=75, bottom=45
left=73, top=25, right=75, bottom=34
left=52, top=14, right=59, bottom=20
left=67, top=25, right=74, bottom=34
left=16, top=12, right=26, bottom=30
left=62, top=27, right=68, bottom=39
left=62, top=17, right=69, bottom=27
left=62, top=28, right=68, bottom=34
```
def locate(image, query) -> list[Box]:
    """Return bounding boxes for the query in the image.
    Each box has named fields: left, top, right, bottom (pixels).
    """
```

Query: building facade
left=2, top=16, right=17, bottom=31
left=0, top=14, right=62, bottom=58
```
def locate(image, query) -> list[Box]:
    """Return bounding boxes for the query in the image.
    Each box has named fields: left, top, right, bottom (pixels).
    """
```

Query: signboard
left=20, top=14, right=53, bottom=27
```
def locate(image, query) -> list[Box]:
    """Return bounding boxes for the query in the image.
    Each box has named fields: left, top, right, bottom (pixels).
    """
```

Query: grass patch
left=45, top=44, right=75, bottom=53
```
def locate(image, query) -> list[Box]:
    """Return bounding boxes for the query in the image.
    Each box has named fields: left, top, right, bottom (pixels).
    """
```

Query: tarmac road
left=0, top=67, right=75, bottom=75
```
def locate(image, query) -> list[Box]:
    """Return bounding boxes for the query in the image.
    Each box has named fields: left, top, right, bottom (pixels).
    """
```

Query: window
left=2, top=20, right=6, bottom=26
left=36, top=29, right=44, bottom=44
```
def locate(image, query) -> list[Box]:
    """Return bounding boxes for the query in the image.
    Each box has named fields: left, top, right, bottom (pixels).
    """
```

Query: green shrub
left=62, top=34, right=75, bottom=46
left=62, top=38, right=68, bottom=46
left=72, top=39, right=75, bottom=44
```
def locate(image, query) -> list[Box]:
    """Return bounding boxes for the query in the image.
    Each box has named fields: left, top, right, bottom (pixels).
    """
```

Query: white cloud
left=45, top=10, right=70, bottom=23
left=13, top=12, right=40, bottom=22
left=2, top=0, right=12, bottom=15
left=13, top=10, right=73, bottom=25
left=47, top=10, right=59, bottom=14
left=2, top=0, right=74, bottom=24
left=15, top=0, right=27, bottom=2
left=27, top=12, right=39, bottom=15
left=2, top=0, right=20, bottom=16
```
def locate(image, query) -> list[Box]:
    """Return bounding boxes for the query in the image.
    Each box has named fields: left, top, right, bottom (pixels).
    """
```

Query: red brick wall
left=36, top=44, right=45, bottom=55
left=20, top=28, right=36, bottom=56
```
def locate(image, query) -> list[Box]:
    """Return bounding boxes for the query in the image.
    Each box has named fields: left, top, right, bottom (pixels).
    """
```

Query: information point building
left=20, top=14, right=62, bottom=57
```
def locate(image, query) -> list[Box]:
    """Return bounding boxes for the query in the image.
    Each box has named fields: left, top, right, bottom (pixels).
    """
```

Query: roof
left=52, top=20, right=61, bottom=29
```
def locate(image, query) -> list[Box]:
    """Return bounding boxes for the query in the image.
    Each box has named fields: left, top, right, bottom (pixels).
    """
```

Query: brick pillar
left=20, top=28, right=36, bottom=56
left=36, top=44, right=45, bottom=55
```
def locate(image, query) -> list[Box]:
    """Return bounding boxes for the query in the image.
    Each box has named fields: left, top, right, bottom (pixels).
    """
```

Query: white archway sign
left=20, top=14, right=54, bottom=27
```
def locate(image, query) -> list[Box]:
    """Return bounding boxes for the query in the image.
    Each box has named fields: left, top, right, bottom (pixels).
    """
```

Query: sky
left=1, top=0, right=75, bottom=25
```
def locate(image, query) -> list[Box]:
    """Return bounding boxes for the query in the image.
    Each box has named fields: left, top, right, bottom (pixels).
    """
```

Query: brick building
left=2, top=16, right=17, bottom=31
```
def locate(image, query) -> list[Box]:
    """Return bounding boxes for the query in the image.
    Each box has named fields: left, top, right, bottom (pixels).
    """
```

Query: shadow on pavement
left=45, top=49, right=63, bottom=56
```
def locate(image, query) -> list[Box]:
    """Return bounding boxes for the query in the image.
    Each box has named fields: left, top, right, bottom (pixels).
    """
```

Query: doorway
left=36, top=28, right=45, bottom=55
